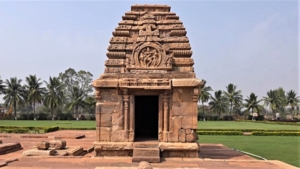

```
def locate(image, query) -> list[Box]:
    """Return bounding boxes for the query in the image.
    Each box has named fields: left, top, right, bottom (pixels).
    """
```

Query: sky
left=0, top=0, right=299, bottom=102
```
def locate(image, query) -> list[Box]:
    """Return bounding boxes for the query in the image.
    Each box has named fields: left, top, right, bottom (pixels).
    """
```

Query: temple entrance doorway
left=134, top=95, right=159, bottom=141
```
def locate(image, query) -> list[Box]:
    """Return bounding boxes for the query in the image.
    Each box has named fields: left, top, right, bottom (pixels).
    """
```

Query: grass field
left=0, top=120, right=95, bottom=128
left=198, top=121, right=300, bottom=130
left=199, top=135, right=300, bottom=167
left=1, top=120, right=299, bottom=167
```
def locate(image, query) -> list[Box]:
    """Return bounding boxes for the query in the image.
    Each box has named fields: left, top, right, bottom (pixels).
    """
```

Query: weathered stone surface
left=0, top=142, right=22, bottom=155
left=133, top=148, right=159, bottom=157
left=178, top=129, right=186, bottom=143
left=172, top=79, right=202, bottom=87
left=100, top=113, right=112, bottom=127
left=49, top=139, right=66, bottom=149
left=159, top=142, right=200, bottom=151
left=93, top=142, right=133, bottom=150
left=111, top=130, right=128, bottom=142
left=99, top=127, right=111, bottom=142
left=66, top=146, right=85, bottom=156
left=186, top=130, right=197, bottom=142
left=171, top=102, right=195, bottom=116
left=22, top=149, right=56, bottom=156
left=138, top=161, right=153, bottom=169
left=36, top=141, right=49, bottom=150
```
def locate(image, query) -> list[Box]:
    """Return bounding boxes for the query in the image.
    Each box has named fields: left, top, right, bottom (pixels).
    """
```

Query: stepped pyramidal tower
left=93, top=4, right=203, bottom=162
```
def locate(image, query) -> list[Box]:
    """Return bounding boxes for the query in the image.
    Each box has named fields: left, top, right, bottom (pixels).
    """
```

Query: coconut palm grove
left=0, top=68, right=299, bottom=121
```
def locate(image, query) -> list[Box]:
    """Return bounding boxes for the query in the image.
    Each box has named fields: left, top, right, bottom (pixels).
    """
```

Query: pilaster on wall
left=163, top=91, right=170, bottom=142
left=122, top=89, right=130, bottom=141
left=95, top=88, right=101, bottom=141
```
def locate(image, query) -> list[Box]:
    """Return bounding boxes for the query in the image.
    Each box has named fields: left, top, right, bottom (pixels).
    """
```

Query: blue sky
left=0, top=0, right=298, bottom=102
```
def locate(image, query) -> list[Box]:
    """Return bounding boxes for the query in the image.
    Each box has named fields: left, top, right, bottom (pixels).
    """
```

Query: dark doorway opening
left=135, top=96, right=159, bottom=140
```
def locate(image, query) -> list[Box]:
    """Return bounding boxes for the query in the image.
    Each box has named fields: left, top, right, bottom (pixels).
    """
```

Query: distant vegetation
left=0, top=73, right=299, bottom=121
left=198, top=80, right=300, bottom=121
left=0, top=68, right=96, bottom=120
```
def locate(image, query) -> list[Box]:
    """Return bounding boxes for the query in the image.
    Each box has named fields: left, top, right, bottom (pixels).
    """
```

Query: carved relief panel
left=126, top=41, right=173, bottom=70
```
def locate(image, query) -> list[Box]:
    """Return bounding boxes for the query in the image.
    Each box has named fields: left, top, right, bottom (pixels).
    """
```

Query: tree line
left=0, top=68, right=96, bottom=120
left=198, top=80, right=300, bottom=120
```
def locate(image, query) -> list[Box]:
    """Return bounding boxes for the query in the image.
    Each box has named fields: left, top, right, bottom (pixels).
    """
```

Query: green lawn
left=199, top=135, right=300, bottom=167
left=198, top=121, right=300, bottom=130
left=0, top=120, right=95, bottom=128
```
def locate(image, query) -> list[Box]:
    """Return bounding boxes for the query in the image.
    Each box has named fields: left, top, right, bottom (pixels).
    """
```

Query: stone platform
left=0, top=130, right=298, bottom=168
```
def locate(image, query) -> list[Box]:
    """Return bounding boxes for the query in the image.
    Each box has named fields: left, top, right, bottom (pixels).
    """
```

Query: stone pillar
left=163, top=93, right=169, bottom=141
left=123, top=89, right=129, bottom=131
left=129, top=95, right=135, bottom=142
left=95, top=88, right=101, bottom=142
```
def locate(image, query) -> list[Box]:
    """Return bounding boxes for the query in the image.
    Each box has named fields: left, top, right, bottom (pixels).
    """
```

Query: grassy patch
left=199, top=135, right=300, bottom=167
left=0, top=120, right=95, bottom=128
left=198, top=121, right=300, bottom=130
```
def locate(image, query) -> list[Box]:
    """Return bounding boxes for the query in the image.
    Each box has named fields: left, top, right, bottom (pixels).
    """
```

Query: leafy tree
left=198, top=80, right=213, bottom=115
left=244, top=93, right=263, bottom=120
left=43, top=77, right=66, bottom=120
left=224, top=83, right=243, bottom=116
left=263, top=90, right=281, bottom=119
left=3, top=77, right=26, bottom=120
left=58, top=68, right=93, bottom=97
left=25, top=75, right=46, bottom=120
left=209, top=90, right=228, bottom=118
left=66, top=86, right=86, bottom=120
left=286, top=90, right=300, bottom=119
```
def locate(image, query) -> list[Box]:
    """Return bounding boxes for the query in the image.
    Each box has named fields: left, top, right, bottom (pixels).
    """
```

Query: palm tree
left=275, top=87, right=287, bottom=116
left=224, top=83, right=243, bottom=116
left=66, top=86, right=86, bottom=120
left=209, top=90, right=228, bottom=118
left=244, top=93, right=263, bottom=120
left=84, top=95, right=96, bottom=114
left=0, top=78, right=5, bottom=94
left=263, top=90, right=281, bottom=120
left=3, top=77, right=25, bottom=120
left=43, top=77, right=66, bottom=120
left=198, top=80, right=213, bottom=115
left=286, top=90, right=300, bottom=119
left=25, top=75, right=46, bottom=120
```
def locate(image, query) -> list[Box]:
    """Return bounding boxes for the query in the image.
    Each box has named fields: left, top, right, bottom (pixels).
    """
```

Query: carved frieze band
left=174, top=66, right=194, bottom=72
left=172, top=50, right=193, bottom=57
left=119, top=20, right=182, bottom=25
left=116, top=25, right=185, bottom=31
left=110, top=37, right=134, bottom=44
left=107, top=44, right=132, bottom=51
left=170, top=30, right=187, bottom=36
left=105, top=59, right=125, bottom=67
left=112, top=31, right=130, bottom=37
left=173, top=58, right=194, bottom=66
left=166, top=15, right=179, bottom=20
left=169, top=43, right=191, bottom=50
left=119, top=78, right=171, bottom=89
left=106, top=52, right=126, bottom=59
left=104, top=67, right=122, bottom=73
left=122, top=15, right=136, bottom=20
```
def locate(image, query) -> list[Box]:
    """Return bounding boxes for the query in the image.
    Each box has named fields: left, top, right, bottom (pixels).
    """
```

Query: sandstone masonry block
left=23, top=149, right=56, bottom=156
left=178, top=129, right=186, bottom=142
left=36, top=141, right=49, bottom=150
left=49, top=139, right=66, bottom=149
left=100, top=113, right=112, bottom=127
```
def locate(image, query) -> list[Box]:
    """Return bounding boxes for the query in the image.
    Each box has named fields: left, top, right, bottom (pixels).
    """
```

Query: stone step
left=133, top=148, right=160, bottom=157
left=132, top=156, right=160, bottom=163
left=133, top=142, right=158, bottom=148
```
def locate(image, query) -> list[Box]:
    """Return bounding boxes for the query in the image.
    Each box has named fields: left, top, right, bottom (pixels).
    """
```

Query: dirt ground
left=0, top=130, right=297, bottom=169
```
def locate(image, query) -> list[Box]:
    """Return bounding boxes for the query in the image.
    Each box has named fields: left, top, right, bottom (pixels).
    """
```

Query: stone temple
left=92, top=4, right=203, bottom=162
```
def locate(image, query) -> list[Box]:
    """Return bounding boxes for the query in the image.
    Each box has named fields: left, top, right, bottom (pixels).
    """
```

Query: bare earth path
left=0, top=130, right=297, bottom=169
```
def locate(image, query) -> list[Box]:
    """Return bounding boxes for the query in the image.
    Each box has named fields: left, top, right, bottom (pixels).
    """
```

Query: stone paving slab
left=0, top=131, right=298, bottom=169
